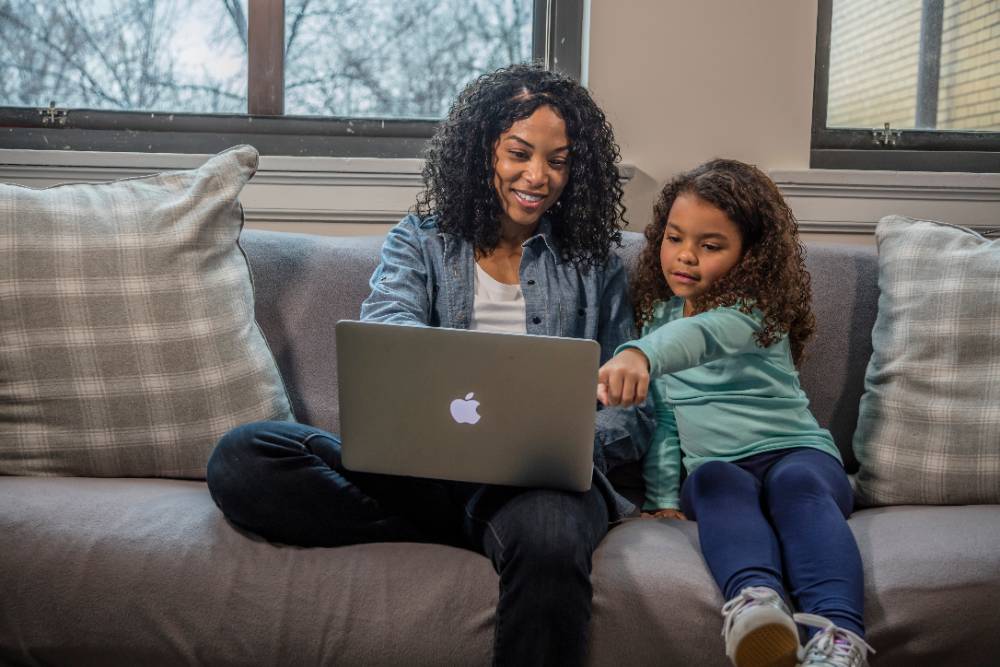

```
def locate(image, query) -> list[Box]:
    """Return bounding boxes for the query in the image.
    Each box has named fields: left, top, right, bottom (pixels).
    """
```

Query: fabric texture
left=0, top=145, right=293, bottom=478
left=206, top=419, right=610, bottom=667
left=618, top=297, right=838, bottom=510
left=3, top=477, right=1000, bottom=667
left=852, top=215, right=1000, bottom=506
left=3, top=235, right=1000, bottom=667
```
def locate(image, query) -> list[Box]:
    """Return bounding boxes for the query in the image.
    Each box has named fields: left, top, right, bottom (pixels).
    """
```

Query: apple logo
left=450, top=392, right=481, bottom=425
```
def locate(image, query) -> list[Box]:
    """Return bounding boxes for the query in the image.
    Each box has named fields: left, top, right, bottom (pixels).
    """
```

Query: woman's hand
left=597, top=348, right=650, bottom=407
left=640, top=508, right=687, bottom=520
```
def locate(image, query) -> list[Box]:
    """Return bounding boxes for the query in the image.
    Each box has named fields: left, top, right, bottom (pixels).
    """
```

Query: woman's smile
left=513, top=189, right=547, bottom=209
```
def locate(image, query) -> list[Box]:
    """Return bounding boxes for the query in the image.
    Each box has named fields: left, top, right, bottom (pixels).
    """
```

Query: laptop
left=335, top=320, right=599, bottom=492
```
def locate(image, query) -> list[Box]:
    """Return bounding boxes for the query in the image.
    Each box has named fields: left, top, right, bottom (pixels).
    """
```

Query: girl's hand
left=640, top=508, right=687, bottom=520
left=597, top=348, right=650, bottom=407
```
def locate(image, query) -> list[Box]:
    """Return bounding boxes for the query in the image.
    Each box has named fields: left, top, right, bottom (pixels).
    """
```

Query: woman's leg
left=206, top=420, right=463, bottom=547
left=680, top=460, right=785, bottom=600
left=762, top=449, right=865, bottom=638
left=462, top=483, right=609, bottom=667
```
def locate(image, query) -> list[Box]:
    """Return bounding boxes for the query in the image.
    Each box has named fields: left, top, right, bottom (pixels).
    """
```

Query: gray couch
left=2, top=229, right=998, bottom=666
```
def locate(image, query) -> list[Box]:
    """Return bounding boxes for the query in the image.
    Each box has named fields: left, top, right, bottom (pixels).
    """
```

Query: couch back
left=242, top=229, right=878, bottom=471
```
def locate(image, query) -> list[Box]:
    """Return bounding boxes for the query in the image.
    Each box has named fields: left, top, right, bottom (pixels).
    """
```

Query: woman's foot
left=794, top=613, right=874, bottom=667
left=721, top=586, right=801, bottom=667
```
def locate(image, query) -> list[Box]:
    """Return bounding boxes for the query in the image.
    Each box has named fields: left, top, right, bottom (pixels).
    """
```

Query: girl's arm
left=360, top=215, right=434, bottom=325
left=599, top=307, right=761, bottom=406
left=626, top=306, right=762, bottom=377
left=642, top=384, right=683, bottom=514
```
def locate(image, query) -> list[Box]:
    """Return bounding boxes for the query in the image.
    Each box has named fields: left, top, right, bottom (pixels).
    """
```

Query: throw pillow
left=852, top=215, right=1000, bottom=506
left=0, top=145, right=294, bottom=478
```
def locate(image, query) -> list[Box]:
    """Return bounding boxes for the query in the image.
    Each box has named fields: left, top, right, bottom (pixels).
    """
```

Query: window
left=0, top=0, right=584, bottom=157
left=812, top=0, right=1000, bottom=172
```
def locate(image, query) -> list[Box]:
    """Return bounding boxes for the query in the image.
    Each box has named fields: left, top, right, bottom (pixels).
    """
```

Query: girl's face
left=660, top=193, right=744, bottom=315
left=492, top=105, right=571, bottom=233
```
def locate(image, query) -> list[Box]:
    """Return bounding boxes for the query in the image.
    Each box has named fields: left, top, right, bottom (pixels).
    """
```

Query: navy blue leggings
left=680, top=447, right=865, bottom=638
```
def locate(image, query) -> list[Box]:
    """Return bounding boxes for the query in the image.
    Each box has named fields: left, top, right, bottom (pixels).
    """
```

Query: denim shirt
left=360, top=214, right=655, bottom=520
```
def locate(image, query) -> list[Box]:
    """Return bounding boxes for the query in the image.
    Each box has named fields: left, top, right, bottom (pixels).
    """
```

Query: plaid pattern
left=0, top=145, right=293, bottom=478
left=853, top=215, right=1000, bottom=505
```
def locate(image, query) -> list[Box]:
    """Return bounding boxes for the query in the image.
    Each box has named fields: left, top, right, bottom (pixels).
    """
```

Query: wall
left=586, top=0, right=998, bottom=245
left=586, top=0, right=817, bottom=228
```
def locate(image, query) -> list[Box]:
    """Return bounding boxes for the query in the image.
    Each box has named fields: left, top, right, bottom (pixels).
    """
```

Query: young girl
left=597, top=159, right=873, bottom=667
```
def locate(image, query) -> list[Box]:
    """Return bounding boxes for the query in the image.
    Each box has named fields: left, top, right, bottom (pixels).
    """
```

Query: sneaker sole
left=733, top=622, right=799, bottom=667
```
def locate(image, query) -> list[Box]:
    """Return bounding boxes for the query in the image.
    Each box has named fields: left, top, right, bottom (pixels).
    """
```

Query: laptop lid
left=335, top=320, right=599, bottom=492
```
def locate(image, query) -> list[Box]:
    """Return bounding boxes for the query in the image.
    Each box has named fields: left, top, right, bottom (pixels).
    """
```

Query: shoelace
left=794, top=613, right=875, bottom=667
left=720, top=587, right=785, bottom=639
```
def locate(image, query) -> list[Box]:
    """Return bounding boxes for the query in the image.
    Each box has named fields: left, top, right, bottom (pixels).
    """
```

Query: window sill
left=0, top=149, right=635, bottom=232
left=771, top=168, right=1000, bottom=235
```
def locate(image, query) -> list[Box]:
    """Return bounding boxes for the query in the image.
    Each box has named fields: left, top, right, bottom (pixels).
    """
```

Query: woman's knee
left=209, top=421, right=268, bottom=475
left=206, top=420, right=305, bottom=498
left=495, top=490, right=603, bottom=574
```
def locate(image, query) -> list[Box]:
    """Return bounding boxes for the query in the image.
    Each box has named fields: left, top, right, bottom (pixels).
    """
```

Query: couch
left=2, top=228, right=998, bottom=666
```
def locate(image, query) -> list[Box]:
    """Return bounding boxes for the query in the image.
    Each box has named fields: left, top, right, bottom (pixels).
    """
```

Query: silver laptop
left=335, top=320, right=599, bottom=492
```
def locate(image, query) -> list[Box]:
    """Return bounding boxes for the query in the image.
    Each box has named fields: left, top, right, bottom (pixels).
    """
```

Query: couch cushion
left=591, top=504, right=1000, bottom=667
left=0, top=477, right=496, bottom=666
left=0, top=146, right=293, bottom=478
left=2, top=477, right=997, bottom=666
left=852, top=215, right=1000, bottom=505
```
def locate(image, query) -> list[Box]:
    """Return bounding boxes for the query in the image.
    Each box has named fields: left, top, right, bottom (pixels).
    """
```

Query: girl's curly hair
left=414, top=62, right=625, bottom=267
left=631, top=159, right=816, bottom=366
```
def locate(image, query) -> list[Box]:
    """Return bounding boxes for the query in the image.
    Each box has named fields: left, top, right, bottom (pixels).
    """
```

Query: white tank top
left=470, top=262, right=527, bottom=334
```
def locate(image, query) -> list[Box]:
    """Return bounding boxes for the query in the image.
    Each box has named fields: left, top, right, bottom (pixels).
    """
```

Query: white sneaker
left=794, top=613, right=874, bottom=667
left=721, top=587, right=801, bottom=667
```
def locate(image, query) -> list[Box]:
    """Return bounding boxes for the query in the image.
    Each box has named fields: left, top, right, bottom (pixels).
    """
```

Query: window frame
left=0, top=0, right=583, bottom=158
left=811, top=0, right=1000, bottom=173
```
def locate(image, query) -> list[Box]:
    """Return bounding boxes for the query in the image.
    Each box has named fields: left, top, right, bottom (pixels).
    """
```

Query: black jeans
left=206, top=421, right=610, bottom=667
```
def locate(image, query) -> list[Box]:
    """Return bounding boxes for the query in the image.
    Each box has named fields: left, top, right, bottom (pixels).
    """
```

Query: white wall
left=587, top=0, right=818, bottom=228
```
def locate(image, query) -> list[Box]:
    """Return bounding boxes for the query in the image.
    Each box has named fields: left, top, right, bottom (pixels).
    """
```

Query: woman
left=206, top=63, right=654, bottom=667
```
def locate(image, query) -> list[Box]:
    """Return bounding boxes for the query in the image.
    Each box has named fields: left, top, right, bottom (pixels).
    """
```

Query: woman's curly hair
left=631, top=159, right=816, bottom=366
left=414, top=62, right=626, bottom=267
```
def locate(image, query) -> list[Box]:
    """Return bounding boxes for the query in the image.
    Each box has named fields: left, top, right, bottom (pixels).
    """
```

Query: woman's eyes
left=703, top=244, right=721, bottom=252
left=505, top=150, right=568, bottom=168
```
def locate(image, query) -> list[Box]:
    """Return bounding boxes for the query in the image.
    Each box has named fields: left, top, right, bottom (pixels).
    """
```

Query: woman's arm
left=591, top=255, right=656, bottom=474
left=360, top=215, right=434, bottom=326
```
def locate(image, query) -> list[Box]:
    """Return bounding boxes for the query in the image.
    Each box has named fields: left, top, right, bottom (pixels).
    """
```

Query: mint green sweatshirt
left=618, top=297, right=839, bottom=511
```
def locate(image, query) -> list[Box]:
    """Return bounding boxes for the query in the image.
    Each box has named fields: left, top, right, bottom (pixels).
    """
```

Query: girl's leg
left=206, top=420, right=464, bottom=547
left=680, top=460, right=785, bottom=600
left=762, top=449, right=865, bottom=638
left=462, top=483, right=609, bottom=667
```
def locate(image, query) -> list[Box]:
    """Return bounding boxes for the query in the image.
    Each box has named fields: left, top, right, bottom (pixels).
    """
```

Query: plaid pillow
left=852, top=215, right=1000, bottom=506
left=0, top=145, right=294, bottom=478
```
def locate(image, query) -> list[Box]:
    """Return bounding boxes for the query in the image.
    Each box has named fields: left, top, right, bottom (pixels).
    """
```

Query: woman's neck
left=498, top=219, right=539, bottom=250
